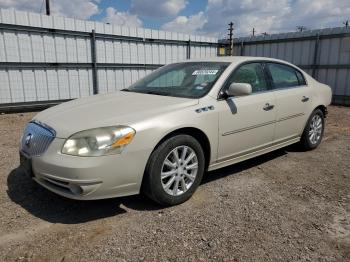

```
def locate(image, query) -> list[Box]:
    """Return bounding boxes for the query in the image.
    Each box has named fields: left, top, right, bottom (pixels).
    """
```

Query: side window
left=268, top=63, right=304, bottom=88
left=148, top=70, right=185, bottom=88
left=226, top=63, right=268, bottom=93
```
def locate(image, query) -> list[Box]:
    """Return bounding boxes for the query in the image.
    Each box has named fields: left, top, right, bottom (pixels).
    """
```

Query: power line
left=40, top=0, right=45, bottom=14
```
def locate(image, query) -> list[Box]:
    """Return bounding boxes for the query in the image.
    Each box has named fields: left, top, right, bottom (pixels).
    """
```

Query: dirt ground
left=0, top=106, right=349, bottom=261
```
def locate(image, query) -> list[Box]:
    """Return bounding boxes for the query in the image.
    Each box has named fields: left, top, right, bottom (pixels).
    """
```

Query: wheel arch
left=152, top=127, right=211, bottom=170
left=314, top=104, right=328, bottom=118
left=302, top=104, right=327, bottom=132
left=140, top=126, right=212, bottom=196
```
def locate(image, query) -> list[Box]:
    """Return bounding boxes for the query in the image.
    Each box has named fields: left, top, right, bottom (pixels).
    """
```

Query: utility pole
left=252, top=28, right=256, bottom=36
left=297, top=26, right=306, bottom=32
left=227, top=22, right=234, bottom=56
left=261, top=32, right=268, bottom=36
left=343, top=20, right=349, bottom=27
left=45, top=0, right=51, bottom=16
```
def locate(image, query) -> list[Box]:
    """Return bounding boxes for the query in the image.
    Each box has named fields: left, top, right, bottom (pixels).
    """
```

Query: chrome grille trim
left=20, top=121, right=56, bottom=157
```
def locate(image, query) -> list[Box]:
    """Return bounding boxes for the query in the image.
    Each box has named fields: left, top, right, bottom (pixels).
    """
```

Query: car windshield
left=124, top=62, right=229, bottom=98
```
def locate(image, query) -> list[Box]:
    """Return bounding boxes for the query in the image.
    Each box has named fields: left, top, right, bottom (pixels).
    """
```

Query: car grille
left=20, top=121, right=56, bottom=157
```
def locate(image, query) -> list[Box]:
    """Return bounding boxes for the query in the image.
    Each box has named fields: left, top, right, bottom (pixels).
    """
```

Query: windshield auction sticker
left=192, top=69, right=219, bottom=75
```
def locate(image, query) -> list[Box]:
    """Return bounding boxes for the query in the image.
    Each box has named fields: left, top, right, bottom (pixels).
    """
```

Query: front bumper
left=26, top=138, right=151, bottom=200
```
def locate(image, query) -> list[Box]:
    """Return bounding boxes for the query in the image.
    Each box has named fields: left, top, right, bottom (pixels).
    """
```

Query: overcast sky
left=0, top=0, right=349, bottom=37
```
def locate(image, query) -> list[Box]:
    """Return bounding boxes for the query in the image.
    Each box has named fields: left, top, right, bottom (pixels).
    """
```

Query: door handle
left=263, top=103, right=274, bottom=111
left=301, top=96, right=309, bottom=102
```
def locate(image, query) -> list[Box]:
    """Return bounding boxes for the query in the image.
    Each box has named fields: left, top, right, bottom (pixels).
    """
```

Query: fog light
left=68, top=183, right=83, bottom=195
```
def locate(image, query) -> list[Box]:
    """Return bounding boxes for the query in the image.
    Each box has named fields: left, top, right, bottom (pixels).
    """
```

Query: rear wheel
left=142, top=134, right=205, bottom=206
left=300, top=109, right=325, bottom=150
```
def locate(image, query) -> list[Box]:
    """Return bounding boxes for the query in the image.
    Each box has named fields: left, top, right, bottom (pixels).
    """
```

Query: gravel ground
left=0, top=106, right=349, bottom=261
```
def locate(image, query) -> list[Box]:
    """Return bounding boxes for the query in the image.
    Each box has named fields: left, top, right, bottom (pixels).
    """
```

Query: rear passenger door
left=266, top=63, right=312, bottom=142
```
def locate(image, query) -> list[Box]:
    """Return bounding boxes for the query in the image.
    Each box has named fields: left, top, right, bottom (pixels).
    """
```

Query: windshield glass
left=125, top=62, right=229, bottom=98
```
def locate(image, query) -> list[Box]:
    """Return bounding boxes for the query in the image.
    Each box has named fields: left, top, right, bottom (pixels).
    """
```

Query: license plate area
left=20, top=152, right=33, bottom=177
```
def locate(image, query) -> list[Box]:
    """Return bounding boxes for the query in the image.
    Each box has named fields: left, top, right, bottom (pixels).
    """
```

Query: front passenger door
left=216, top=63, right=276, bottom=162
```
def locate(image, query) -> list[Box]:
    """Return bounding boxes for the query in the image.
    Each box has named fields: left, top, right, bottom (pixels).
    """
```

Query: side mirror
left=226, top=83, right=252, bottom=97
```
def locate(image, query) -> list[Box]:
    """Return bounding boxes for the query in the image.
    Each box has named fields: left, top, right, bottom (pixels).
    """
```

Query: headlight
left=61, top=126, right=135, bottom=156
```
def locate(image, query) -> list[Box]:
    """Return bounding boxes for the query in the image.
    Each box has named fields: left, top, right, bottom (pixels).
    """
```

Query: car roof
left=179, top=56, right=302, bottom=71
left=182, top=56, right=292, bottom=65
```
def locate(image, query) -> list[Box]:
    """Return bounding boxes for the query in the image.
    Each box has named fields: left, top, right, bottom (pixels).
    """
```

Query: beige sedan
left=19, top=57, right=332, bottom=205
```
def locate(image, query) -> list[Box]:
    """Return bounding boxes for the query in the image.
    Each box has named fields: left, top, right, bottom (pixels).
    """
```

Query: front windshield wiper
left=129, top=90, right=171, bottom=96
left=144, top=91, right=170, bottom=96
left=121, top=89, right=172, bottom=97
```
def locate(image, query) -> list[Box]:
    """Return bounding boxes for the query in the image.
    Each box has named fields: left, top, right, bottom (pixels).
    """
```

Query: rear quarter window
left=295, top=70, right=307, bottom=85
left=268, top=63, right=306, bottom=88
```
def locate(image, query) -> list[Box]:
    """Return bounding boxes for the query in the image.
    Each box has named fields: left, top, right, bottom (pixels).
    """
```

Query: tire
left=300, top=109, right=325, bottom=150
left=142, top=134, right=205, bottom=206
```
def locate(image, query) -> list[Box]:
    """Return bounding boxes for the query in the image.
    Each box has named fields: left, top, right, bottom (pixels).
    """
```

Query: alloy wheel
left=160, top=145, right=198, bottom=196
left=308, top=114, right=323, bottom=144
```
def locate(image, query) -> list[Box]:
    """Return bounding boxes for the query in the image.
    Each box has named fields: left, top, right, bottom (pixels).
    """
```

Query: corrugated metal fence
left=231, top=27, right=350, bottom=105
left=0, top=9, right=218, bottom=111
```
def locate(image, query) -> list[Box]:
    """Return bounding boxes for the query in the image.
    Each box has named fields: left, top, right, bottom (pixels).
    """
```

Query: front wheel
left=142, top=134, right=205, bottom=206
left=300, top=109, right=325, bottom=150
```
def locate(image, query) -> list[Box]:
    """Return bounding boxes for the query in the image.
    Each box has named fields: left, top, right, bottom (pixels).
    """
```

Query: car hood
left=34, top=91, right=199, bottom=138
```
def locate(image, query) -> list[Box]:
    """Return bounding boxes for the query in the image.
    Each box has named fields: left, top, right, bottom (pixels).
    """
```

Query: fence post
left=240, top=41, right=244, bottom=56
left=312, top=34, right=320, bottom=78
left=90, top=29, right=99, bottom=95
left=187, top=39, right=191, bottom=59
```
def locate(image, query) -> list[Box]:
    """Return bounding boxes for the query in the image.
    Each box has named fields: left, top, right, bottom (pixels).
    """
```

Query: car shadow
left=6, top=168, right=162, bottom=224
left=202, top=147, right=287, bottom=184
left=282, top=142, right=308, bottom=152
left=7, top=147, right=288, bottom=224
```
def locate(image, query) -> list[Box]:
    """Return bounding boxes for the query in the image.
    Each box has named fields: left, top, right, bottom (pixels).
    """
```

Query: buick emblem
left=25, top=133, right=33, bottom=147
